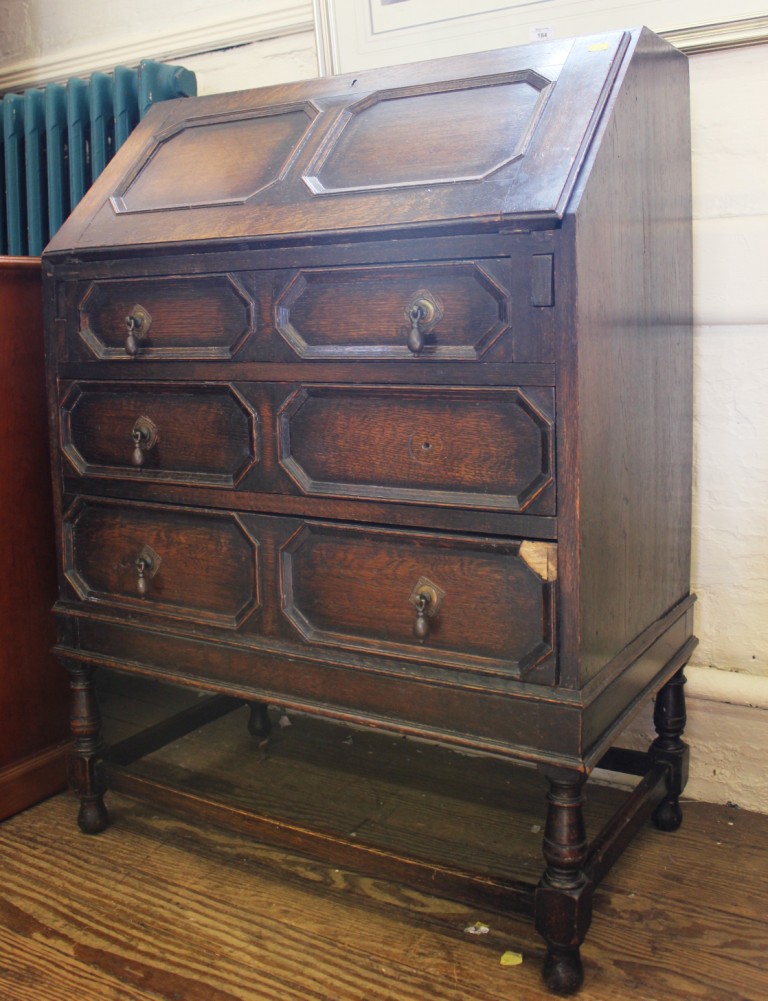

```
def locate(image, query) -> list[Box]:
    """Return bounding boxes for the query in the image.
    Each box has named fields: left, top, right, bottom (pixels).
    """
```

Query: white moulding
left=686, top=664, right=768, bottom=709
left=597, top=666, right=768, bottom=814
left=0, top=3, right=314, bottom=92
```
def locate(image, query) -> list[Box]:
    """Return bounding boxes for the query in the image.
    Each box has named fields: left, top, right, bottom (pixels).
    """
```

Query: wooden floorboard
left=1, top=674, right=766, bottom=1000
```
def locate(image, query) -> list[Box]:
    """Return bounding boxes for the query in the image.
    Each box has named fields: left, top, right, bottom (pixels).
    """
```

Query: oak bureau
left=43, top=28, right=695, bottom=993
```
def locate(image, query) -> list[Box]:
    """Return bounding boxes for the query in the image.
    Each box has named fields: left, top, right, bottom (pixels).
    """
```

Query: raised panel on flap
left=304, top=71, right=552, bottom=195
left=63, top=498, right=260, bottom=629
left=45, top=31, right=635, bottom=252
left=275, top=262, right=509, bottom=361
left=114, top=106, right=317, bottom=212
left=77, top=274, right=256, bottom=360
left=280, top=521, right=556, bottom=680
left=60, top=382, right=259, bottom=487
left=277, top=385, right=555, bottom=513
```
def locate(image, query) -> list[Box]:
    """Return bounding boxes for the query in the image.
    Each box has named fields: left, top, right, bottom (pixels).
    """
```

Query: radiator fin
left=1, top=60, right=196, bottom=257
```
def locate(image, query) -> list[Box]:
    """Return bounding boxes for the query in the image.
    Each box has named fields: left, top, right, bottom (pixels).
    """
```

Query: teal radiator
left=1, top=60, right=196, bottom=257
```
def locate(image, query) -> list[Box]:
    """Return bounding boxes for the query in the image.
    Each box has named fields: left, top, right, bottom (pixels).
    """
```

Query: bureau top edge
left=42, top=217, right=552, bottom=272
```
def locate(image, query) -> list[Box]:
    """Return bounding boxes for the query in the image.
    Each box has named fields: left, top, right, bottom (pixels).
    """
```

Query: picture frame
left=314, top=0, right=768, bottom=74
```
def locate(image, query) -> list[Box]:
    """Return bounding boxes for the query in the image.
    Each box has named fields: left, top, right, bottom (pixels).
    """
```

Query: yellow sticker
left=589, top=42, right=610, bottom=51
left=500, top=951, right=524, bottom=967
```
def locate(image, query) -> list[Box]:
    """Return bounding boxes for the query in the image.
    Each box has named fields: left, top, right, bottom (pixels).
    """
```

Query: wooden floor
left=1, top=674, right=767, bottom=1001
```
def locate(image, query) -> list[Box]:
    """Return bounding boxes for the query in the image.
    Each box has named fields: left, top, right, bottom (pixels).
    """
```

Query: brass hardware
left=413, top=592, right=431, bottom=641
left=135, top=544, right=161, bottom=597
left=124, top=304, right=152, bottom=356
left=409, top=576, right=445, bottom=642
left=131, top=415, right=159, bottom=468
left=136, top=558, right=150, bottom=596
left=405, top=290, right=442, bottom=355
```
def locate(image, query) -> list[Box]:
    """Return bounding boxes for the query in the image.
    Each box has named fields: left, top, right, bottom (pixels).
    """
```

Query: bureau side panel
left=568, top=30, right=693, bottom=685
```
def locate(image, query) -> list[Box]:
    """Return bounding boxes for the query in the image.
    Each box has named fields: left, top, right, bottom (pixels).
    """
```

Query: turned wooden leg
left=247, top=701, right=272, bottom=740
left=534, top=773, right=593, bottom=996
left=650, top=667, right=689, bottom=832
left=67, top=664, right=109, bottom=834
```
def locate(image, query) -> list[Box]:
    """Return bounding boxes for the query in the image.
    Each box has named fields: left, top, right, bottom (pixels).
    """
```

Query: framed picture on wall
left=314, top=0, right=768, bottom=74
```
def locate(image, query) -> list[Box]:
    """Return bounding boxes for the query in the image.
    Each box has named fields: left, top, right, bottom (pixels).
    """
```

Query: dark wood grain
left=558, top=28, right=694, bottom=687
left=306, top=73, right=548, bottom=193
left=63, top=497, right=260, bottom=627
left=59, top=379, right=554, bottom=513
left=0, top=258, right=70, bottom=820
left=281, top=520, right=555, bottom=678
left=42, top=27, right=695, bottom=995
left=76, top=273, right=255, bottom=360
left=535, top=775, right=591, bottom=994
left=46, top=34, right=631, bottom=252
left=106, top=767, right=537, bottom=919
left=61, top=380, right=259, bottom=485
left=278, top=384, right=554, bottom=513
left=275, top=260, right=514, bottom=361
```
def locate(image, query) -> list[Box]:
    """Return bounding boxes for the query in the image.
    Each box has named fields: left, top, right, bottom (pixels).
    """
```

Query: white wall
left=689, top=43, right=768, bottom=680
left=0, top=1, right=319, bottom=94
left=667, top=42, right=768, bottom=812
left=1, top=1, right=765, bottom=809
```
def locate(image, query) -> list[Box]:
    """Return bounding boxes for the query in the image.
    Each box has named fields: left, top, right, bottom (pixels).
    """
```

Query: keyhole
left=422, top=441, right=431, bottom=451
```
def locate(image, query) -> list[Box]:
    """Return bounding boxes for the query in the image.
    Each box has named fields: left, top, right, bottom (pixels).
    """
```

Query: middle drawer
left=60, top=381, right=556, bottom=515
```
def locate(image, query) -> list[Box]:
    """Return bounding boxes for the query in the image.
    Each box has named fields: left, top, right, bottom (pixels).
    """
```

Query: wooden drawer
left=60, top=382, right=259, bottom=487
left=278, top=384, right=555, bottom=513
left=274, top=260, right=517, bottom=362
left=61, top=382, right=555, bottom=515
left=67, top=254, right=551, bottom=365
left=62, top=498, right=261, bottom=630
left=61, top=498, right=555, bottom=683
left=280, top=521, right=556, bottom=681
left=76, top=273, right=257, bottom=360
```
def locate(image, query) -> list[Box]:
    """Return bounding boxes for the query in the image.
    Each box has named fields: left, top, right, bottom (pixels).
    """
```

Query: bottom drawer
left=63, top=497, right=260, bottom=629
left=280, top=521, right=556, bottom=680
left=61, top=497, right=556, bottom=683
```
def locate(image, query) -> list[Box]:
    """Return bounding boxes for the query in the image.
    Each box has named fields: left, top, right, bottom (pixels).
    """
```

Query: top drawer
left=67, top=256, right=553, bottom=365
left=275, top=261, right=515, bottom=362
left=76, top=273, right=256, bottom=361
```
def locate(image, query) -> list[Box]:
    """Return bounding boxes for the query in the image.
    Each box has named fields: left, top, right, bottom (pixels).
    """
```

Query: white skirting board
left=596, top=666, right=768, bottom=814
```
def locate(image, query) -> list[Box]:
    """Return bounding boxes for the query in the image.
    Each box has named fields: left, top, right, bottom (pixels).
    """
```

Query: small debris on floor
left=500, top=951, right=524, bottom=967
left=464, top=921, right=490, bottom=935
left=531, top=824, right=541, bottom=833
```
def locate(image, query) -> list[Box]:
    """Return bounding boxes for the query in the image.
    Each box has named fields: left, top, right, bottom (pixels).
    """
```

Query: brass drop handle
left=136, top=555, right=152, bottom=596
left=124, top=304, right=152, bottom=356
left=413, top=591, right=432, bottom=641
left=134, top=544, right=161, bottom=597
left=407, top=303, right=427, bottom=355
left=405, top=292, right=441, bottom=356
left=131, top=428, right=145, bottom=467
left=409, top=577, right=445, bottom=643
left=130, top=416, right=159, bottom=468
